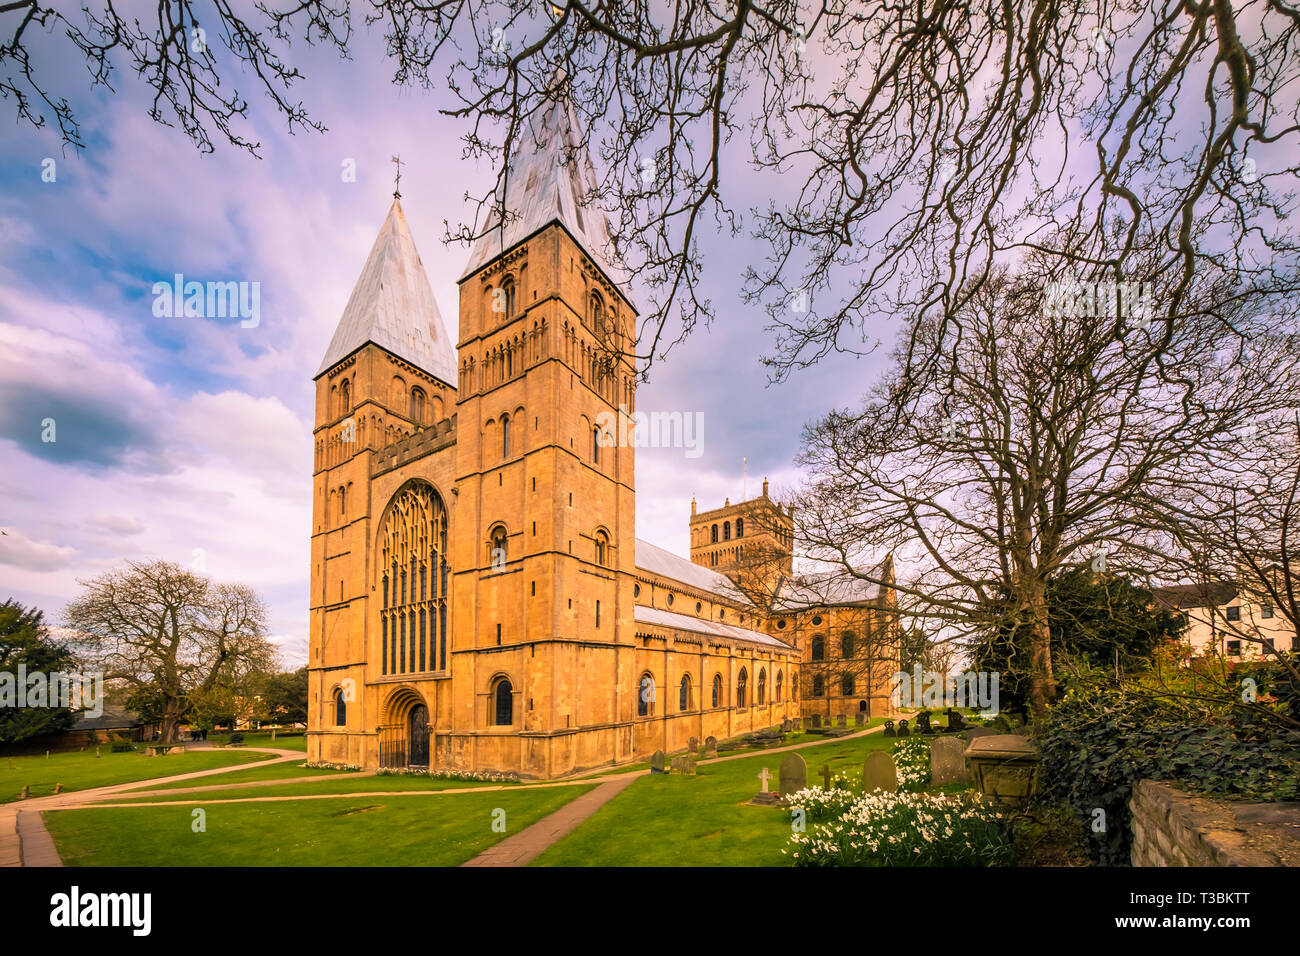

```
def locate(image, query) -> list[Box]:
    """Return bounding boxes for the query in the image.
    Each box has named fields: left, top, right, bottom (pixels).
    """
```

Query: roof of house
left=1152, top=582, right=1240, bottom=610
left=633, top=604, right=794, bottom=651
left=71, top=707, right=141, bottom=732
left=634, top=538, right=752, bottom=605
left=459, top=96, right=625, bottom=291
left=316, top=199, right=458, bottom=385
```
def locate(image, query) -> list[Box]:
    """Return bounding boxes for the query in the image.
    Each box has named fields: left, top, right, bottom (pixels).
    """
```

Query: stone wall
left=1130, top=779, right=1300, bottom=866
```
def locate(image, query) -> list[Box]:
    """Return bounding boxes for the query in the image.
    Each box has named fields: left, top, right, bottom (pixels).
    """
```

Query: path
left=1, top=746, right=303, bottom=867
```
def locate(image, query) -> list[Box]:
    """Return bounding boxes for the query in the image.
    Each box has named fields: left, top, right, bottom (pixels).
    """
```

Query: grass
left=110, top=771, right=526, bottom=803
left=533, top=730, right=906, bottom=867
left=44, top=784, right=596, bottom=866
left=123, top=759, right=357, bottom=792
left=0, top=748, right=272, bottom=803
left=206, top=732, right=307, bottom=751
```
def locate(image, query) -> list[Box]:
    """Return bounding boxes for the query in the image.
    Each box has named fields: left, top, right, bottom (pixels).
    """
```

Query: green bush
left=229, top=732, right=245, bottom=745
left=1036, top=681, right=1300, bottom=865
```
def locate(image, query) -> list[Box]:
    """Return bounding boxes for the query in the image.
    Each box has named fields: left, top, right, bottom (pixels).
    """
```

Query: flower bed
left=376, top=767, right=521, bottom=783
left=784, top=790, right=1012, bottom=866
left=304, top=761, right=362, bottom=771
left=892, top=736, right=931, bottom=791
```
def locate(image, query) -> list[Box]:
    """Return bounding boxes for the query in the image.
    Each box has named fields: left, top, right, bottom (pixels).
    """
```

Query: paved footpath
left=0, top=746, right=303, bottom=867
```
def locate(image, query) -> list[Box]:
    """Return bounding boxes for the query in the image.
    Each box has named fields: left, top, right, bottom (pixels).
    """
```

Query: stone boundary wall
left=1130, top=779, right=1300, bottom=866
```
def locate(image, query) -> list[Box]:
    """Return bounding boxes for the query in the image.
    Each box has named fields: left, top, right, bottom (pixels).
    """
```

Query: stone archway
left=379, top=687, right=431, bottom=769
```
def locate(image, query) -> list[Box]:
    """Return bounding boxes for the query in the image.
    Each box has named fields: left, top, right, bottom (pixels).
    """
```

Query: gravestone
left=897, top=718, right=910, bottom=737
left=704, top=736, right=718, bottom=758
left=778, top=753, right=808, bottom=797
left=930, top=736, right=968, bottom=785
left=914, top=711, right=933, bottom=734
left=53, top=782, right=63, bottom=794
left=793, top=718, right=802, bottom=731
left=670, top=755, right=685, bottom=773
left=883, top=719, right=896, bottom=737
left=689, top=736, right=699, bottom=754
left=861, top=751, right=899, bottom=794
left=836, top=714, right=847, bottom=728
left=19, top=786, right=29, bottom=799
left=782, top=718, right=794, bottom=733
left=945, top=709, right=967, bottom=733
left=683, top=756, right=697, bottom=775
left=965, top=727, right=998, bottom=746
left=751, top=766, right=781, bottom=805
left=650, top=750, right=666, bottom=774
left=854, top=712, right=865, bottom=727
left=811, top=714, right=822, bottom=729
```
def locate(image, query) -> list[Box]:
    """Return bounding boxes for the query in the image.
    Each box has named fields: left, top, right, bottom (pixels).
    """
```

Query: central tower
left=451, top=97, right=640, bottom=775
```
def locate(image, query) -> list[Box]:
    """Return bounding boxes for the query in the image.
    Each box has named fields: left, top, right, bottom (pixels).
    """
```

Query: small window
left=333, top=688, right=347, bottom=726
left=711, top=524, right=718, bottom=543
left=493, top=677, right=513, bottom=725
left=595, top=531, right=608, bottom=567
left=812, top=615, right=823, bottom=626
left=841, top=632, right=855, bottom=658
left=679, top=675, right=691, bottom=712
left=1261, top=605, right=1275, bottom=619
left=758, top=668, right=767, bottom=705
left=776, top=670, right=784, bottom=702
left=490, top=526, right=508, bottom=567
left=1226, top=640, right=1242, bottom=656
left=1226, top=606, right=1241, bottom=622
left=712, top=674, right=723, bottom=708
left=633, top=583, right=641, bottom=598
left=841, top=673, right=855, bottom=696
left=736, top=518, right=744, bottom=537
left=638, top=674, right=656, bottom=717
left=736, top=668, right=748, bottom=709
left=339, top=379, right=351, bottom=413
left=723, top=521, right=731, bottom=541
left=696, top=601, right=702, bottom=614
left=667, top=593, right=674, bottom=607
left=811, top=634, right=825, bottom=661
left=777, top=619, right=786, bottom=630
left=813, top=674, right=825, bottom=697
left=502, top=414, right=511, bottom=458
left=592, top=426, right=600, bottom=464
left=410, top=388, right=425, bottom=422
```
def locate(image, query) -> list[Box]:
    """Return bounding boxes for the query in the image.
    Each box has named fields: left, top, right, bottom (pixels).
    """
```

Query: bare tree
left=792, top=257, right=1300, bottom=718
left=64, top=559, right=276, bottom=742
left=6, top=2, right=1299, bottom=378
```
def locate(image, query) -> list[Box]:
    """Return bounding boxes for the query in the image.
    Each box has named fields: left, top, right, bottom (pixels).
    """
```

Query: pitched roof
left=771, top=559, right=892, bottom=611
left=316, top=199, right=458, bottom=385
left=1152, top=582, right=1239, bottom=610
left=634, top=538, right=752, bottom=606
left=459, top=97, right=624, bottom=290
left=633, top=604, right=795, bottom=651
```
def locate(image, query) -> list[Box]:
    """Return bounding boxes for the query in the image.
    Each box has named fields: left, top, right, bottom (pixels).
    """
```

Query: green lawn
left=533, top=731, right=905, bottom=867
left=111, top=771, right=524, bottom=803
left=122, top=759, right=357, bottom=792
left=206, top=732, right=307, bottom=751
left=0, top=748, right=272, bottom=803
left=45, top=785, right=595, bottom=866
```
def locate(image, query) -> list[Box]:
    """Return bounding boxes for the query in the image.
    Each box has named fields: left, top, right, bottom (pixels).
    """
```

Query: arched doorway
left=379, top=687, right=431, bottom=769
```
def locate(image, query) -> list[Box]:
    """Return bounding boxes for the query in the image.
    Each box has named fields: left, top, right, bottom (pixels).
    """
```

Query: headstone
left=883, top=719, right=896, bottom=737
left=758, top=767, right=773, bottom=793
left=19, top=786, right=29, bottom=799
left=751, top=765, right=779, bottom=805
left=778, top=753, right=808, bottom=796
left=670, top=755, right=685, bottom=773
left=930, top=736, right=968, bottom=785
left=650, top=750, right=666, bottom=774
left=861, top=751, right=899, bottom=794
left=914, top=711, right=933, bottom=734
left=897, top=718, right=910, bottom=737
left=854, top=712, right=865, bottom=727
left=782, top=718, right=794, bottom=733
left=704, top=736, right=718, bottom=757
left=945, top=708, right=967, bottom=733
left=53, top=782, right=63, bottom=794
left=836, top=714, right=846, bottom=728
left=793, top=718, right=802, bottom=731
left=811, top=714, right=822, bottom=729
left=689, top=736, right=699, bottom=754
left=683, top=756, right=697, bottom=775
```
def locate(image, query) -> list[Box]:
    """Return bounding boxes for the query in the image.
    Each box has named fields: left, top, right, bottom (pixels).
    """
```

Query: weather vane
left=391, top=154, right=404, bottom=199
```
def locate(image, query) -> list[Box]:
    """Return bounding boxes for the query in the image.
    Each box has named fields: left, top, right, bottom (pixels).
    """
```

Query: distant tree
left=259, top=668, right=308, bottom=726
left=974, top=569, right=1187, bottom=717
left=0, top=599, right=78, bottom=744
left=64, top=561, right=276, bottom=743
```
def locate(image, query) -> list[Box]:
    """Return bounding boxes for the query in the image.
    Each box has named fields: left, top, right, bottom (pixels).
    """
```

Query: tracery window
left=379, top=482, right=449, bottom=675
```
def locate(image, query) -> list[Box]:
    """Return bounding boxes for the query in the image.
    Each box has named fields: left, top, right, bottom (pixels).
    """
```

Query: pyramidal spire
left=317, top=198, right=457, bottom=385
left=460, top=94, right=623, bottom=287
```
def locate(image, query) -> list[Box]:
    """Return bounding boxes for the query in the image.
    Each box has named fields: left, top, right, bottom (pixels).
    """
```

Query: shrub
left=891, top=736, right=930, bottom=791
left=228, top=733, right=245, bottom=745
left=785, top=791, right=1012, bottom=866
left=1036, top=680, right=1300, bottom=865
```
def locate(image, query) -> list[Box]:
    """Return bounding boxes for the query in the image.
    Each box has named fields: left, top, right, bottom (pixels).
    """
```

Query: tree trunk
left=159, top=707, right=180, bottom=744
left=1025, top=577, right=1055, bottom=720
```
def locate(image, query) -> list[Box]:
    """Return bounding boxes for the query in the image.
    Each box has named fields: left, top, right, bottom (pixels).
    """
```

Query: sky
left=0, top=21, right=892, bottom=669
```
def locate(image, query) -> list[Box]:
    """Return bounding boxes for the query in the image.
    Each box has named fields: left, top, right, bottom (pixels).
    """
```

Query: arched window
left=492, top=677, right=513, bottom=726
left=841, top=673, right=855, bottom=696
left=592, top=426, right=600, bottom=464
left=776, top=670, right=784, bottom=702
left=679, top=674, right=691, bottom=712
left=594, top=530, right=608, bottom=566
left=502, top=278, right=516, bottom=319
left=736, top=668, right=748, bottom=709
left=811, top=634, right=825, bottom=661
left=333, top=687, right=346, bottom=726
left=638, top=673, right=656, bottom=717
left=711, top=524, right=718, bottom=543
left=758, top=668, right=767, bottom=705
left=339, top=485, right=347, bottom=517
left=490, top=526, right=508, bottom=567
left=590, top=292, right=604, bottom=335
left=410, top=388, right=425, bottom=423
left=712, top=673, right=723, bottom=708
left=378, top=482, right=449, bottom=675
left=501, top=414, right=511, bottom=458
left=736, top=517, right=744, bottom=537
left=813, top=674, right=825, bottom=697
left=339, top=379, right=351, bottom=413
left=841, top=632, right=855, bottom=658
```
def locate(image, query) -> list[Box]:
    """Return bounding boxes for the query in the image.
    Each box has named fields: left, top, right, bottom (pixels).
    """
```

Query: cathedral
left=305, top=99, right=899, bottom=778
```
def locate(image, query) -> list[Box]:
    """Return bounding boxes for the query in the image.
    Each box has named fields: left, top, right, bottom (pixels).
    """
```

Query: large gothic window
left=379, top=482, right=449, bottom=676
